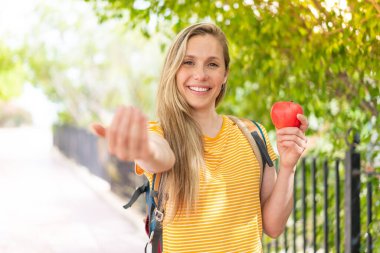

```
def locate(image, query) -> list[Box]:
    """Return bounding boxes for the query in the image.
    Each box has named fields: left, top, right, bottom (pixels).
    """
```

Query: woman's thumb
left=91, top=123, right=106, bottom=138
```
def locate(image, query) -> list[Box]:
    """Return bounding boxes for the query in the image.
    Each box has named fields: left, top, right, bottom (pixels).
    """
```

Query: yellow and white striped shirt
left=136, top=115, right=277, bottom=252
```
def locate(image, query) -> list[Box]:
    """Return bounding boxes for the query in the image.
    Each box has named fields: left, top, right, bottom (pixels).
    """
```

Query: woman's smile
left=187, top=86, right=211, bottom=93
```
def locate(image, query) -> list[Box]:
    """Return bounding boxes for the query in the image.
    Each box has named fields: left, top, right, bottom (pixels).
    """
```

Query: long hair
left=156, top=23, right=230, bottom=224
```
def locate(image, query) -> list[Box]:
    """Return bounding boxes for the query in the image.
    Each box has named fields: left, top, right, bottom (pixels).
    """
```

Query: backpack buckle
left=154, top=208, right=164, bottom=222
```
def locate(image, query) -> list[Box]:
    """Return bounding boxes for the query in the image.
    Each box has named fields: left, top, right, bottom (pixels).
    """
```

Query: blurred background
left=0, top=0, right=379, bottom=252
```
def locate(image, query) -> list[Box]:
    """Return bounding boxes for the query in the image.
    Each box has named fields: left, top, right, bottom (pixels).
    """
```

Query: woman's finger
left=108, top=106, right=125, bottom=155
left=139, top=114, right=150, bottom=160
left=297, top=114, right=309, bottom=133
left=127, top=108, right=141, bottom=159
left=116, top=107, right=132, bottom=160
left=91, top=123, right=106, bottom=138
left=135, top=111, right=147, bottom=159
left=279, top=140, right=305, bottom=154
left=277, top=127, right=305, bottom=139
left=277, top=134, right=307, bottom=148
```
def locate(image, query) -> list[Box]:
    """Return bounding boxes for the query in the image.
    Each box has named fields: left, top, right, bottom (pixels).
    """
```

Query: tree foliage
left=12, top=0, right=164, bottom=127
left=0, top=43, right=26, bottom=101
left=85, top=0, right=380, bottom=251
left=86, top=0, right=379, bottom=157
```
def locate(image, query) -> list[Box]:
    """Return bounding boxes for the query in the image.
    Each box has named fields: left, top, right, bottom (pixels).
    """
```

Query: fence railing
left=263, top=132, right=377, bottom=253
left=53, top=125, right=378, bottom=253
left=53, top=125, right=106, bottom=180
left=53, top=125, right=145, bottom=204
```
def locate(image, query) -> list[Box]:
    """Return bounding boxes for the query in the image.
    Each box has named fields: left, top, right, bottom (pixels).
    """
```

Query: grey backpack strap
left=240, top=117, right=274, bottom=168
left=251, top=131, right=274, bottom=168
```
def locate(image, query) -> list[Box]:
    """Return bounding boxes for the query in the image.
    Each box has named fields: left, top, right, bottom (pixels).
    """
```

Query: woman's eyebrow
left=184, top=55, right=222, bottom=61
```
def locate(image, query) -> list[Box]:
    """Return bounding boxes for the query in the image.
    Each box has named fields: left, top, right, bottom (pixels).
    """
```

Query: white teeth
left=189, top=86, right=210, bottom=92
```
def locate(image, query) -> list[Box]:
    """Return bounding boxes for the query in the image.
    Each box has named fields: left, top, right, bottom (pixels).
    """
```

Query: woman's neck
left=191, top=109, right=223, bottom=138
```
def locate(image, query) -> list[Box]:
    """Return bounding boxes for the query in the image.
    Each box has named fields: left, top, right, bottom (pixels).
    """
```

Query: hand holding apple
left=270, top=101, right=303, bottom=129
left=271, top=101, right=308, bottom=171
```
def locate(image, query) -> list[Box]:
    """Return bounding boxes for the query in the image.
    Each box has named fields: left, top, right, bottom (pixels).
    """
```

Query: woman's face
left=176, top=34, right=228, bottom=113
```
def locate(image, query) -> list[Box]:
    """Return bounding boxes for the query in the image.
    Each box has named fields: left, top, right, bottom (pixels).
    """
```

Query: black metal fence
left=53, top=125, right=107, bottom=179
left=53, top=125, right=378, bottom=253
left=53, top=125, right=145, bottom=202
left=263, top=133, right=378, bottom=253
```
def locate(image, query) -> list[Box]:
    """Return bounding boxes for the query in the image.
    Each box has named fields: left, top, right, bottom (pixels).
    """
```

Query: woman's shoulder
left=224, top=115, right=265, bottom=128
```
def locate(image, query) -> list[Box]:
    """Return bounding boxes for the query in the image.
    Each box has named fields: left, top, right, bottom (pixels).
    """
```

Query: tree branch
left=311, top=0, right=323, bottom=13
left=367, top=0, right=380, bottom=15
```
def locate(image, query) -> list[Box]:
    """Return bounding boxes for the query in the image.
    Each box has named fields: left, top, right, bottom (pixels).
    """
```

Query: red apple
left=270, top=101, right=303, bottom=129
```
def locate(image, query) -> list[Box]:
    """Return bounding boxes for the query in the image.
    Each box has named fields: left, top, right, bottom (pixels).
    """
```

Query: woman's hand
left=276, top=114, right=308, bottom=171
left=91, top=106, right=153, bottom=162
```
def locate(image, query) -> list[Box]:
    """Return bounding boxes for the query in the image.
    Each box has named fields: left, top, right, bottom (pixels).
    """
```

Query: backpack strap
left=237, top=117, right=274, bottom=168
left=124, top=174, right=163, bottom=253
left=251, top=120, right=267, bottom=146
left=123, top=181, right=149, bottom=209
left=148, top=173, right=163, bottom=253
left=227, top=115, right=273, bottom=190
left=251, top=131, right=274, bottom=168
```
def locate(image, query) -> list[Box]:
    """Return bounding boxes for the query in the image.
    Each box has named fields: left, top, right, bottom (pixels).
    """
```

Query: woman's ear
left=223, top=69, right=229, bottom=84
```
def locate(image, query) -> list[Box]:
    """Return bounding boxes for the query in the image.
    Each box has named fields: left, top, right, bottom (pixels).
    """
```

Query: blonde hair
left=156, top=23, right=230, bottom=224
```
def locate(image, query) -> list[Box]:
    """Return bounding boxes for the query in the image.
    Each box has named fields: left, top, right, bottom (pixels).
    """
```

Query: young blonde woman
left=93, top=23, right=308, bottom=252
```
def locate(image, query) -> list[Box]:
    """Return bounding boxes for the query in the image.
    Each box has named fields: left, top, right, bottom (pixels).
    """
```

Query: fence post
left=344, top=131, right=361, bottom=253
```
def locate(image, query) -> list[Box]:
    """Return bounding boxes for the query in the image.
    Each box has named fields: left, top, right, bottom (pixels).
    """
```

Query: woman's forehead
left=185, top=34, right=224, bottom=60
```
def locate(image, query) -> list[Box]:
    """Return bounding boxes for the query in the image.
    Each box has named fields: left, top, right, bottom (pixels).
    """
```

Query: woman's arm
left=135, top=132, right=175, bottom=173
left=92, top=106, right=175, bottom=173
left=260, top=114, right=308, bottom=238
left=260, top=165, right=295, bottom=238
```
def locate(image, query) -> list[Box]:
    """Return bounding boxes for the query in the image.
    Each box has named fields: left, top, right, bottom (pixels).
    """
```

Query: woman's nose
left=193, top=66, right=208, bottom=81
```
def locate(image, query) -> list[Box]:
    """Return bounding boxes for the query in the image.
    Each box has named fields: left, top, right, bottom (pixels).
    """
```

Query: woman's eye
left=209, top=63, right=219, bottom=68
left=183, top=61, right=194, bottom=65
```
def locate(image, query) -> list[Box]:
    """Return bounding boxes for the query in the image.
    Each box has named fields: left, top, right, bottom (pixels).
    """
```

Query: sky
left=0, top=0, right=39, bottom=49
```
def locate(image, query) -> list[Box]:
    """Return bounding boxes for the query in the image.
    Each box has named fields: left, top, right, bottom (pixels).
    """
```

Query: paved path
left=0, top=127, right=147, bottom=253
